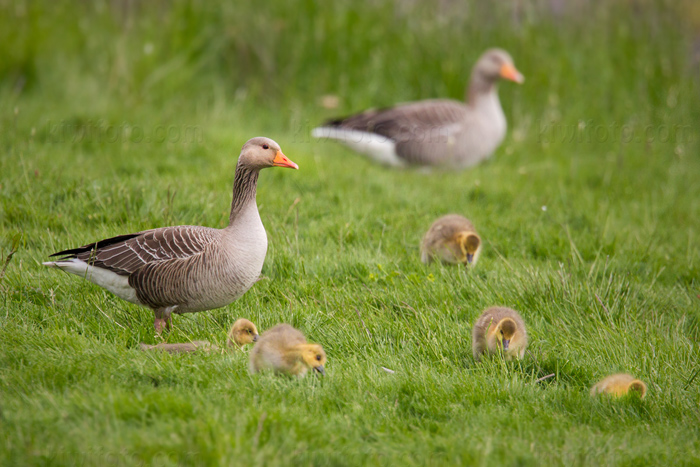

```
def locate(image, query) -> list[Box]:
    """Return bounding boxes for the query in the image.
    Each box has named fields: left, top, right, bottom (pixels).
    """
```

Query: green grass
left=2, top=0, right=700, bottom=465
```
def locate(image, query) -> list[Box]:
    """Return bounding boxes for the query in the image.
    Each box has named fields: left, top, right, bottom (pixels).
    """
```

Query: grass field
left=1, top=0, right=700, bottom=465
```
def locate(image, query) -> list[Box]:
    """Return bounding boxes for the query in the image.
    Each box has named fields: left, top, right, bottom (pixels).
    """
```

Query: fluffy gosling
left=227, top=318, right=260, bottom=348
left=472, top=306, right=528, bottom=362
left=590, top=374, right=647, bottom=399
left=249, top=324, right=326, bottom=377
left=140, top=318, right=258, bottom=354
left=139, top=341, right=216, bottom=354
left=420, top=214, right=482, bottom=267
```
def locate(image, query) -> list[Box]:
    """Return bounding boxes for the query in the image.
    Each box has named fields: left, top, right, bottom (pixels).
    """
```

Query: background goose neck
left=228, top=162, right=260, bottom=226
left=466, top=74, right=497, bottom=107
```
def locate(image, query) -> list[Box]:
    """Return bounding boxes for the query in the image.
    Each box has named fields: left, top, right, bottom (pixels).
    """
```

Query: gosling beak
left=272, top=150, right=299, bottom=169
left=466, top=253, right=474, bottom=264
left=499, top=63, right=524, bottom=84
left=314, top=365, right=326, bottom=376
left=502, top=338, right=510, bottom=350
left=252, top=334, right=259, bottom=342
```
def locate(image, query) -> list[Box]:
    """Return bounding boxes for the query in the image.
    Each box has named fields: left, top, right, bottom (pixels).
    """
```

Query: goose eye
left=262, top=144, right=269, bottom=149
left=316, top=355, right=322, bottom=361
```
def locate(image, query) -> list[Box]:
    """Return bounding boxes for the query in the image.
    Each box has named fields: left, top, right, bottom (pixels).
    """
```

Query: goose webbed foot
left=153, top=307, right=175, bottom=334
left=154, top=317, right=171, bottom=334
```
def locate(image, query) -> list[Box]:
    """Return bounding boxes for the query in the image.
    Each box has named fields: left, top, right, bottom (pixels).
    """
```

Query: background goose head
left=471, top=48, right=524, bottom=88
left=239, top=137, right=299, bottom=170
left=228, top=318, right=260, bottom=347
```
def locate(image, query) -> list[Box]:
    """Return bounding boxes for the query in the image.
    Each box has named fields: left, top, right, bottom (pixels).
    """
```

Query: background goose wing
left=50, top=226, right=220, bottom=276
left=326, top=99, right=467, bottom=141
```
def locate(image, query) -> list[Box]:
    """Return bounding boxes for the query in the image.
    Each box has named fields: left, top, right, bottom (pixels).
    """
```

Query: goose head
left=239, top=137, right=299, bottom=170
left=455, top=231, right=482, bottom=265
left=473, top=49, right=524, bottom=85
left=298, top=343, right=327, bottom=376
left=494, top=317, right=518, bottom=351
left=228, top=318, right=260, bottom=347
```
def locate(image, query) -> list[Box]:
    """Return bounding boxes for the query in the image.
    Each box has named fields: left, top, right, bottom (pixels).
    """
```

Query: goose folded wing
left=328, top=99, right=467, bottom=141
left=50, top=226, right=219, bottom=276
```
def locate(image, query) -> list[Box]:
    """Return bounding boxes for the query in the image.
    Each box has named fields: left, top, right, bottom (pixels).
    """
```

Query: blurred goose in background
left=421, top=214, right=481, bottom=266
left=250, top=324, right=326, bottom=377
left=228, top=318, right=260, bottom=348
left=472, top=306, right=528, bottom=361
left=312, top=48, right=523, bottom=168
left=590, top=374, right=647, bottom=398
left=139, top=341, right=216, bottom=354
left=44, top=137, right=298, bottom=333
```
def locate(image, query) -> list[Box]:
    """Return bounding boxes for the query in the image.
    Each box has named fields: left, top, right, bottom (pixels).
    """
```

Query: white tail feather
left=43, top=259, right=141, bottom=305
left=312, top=127, right=405, bottom=167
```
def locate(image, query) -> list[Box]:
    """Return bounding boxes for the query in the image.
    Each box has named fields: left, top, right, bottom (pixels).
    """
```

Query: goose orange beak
left=273, top=151, right=299, bottom=169
left=500, top=64, right=524, bottom=84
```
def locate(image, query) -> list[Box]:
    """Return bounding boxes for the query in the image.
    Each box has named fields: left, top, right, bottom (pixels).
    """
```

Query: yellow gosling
left=472, top=306, right=528, bottom=362
left=227, top=318, right=260, bottom=348
left=590, top=374, right=647, bottom=398
left=421, top=214, right=482, bottom=267
left=249, top=324, right=326, bottom=377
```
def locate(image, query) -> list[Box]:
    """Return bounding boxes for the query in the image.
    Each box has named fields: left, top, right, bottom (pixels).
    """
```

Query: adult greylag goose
left=44, top=137, right=298, bottom=333
left=590, top=374, right=647, bottom=399
left=421, top=214, right=482, bottom=266
left=472, top=306, right=528, bottom=362
left=312, top=48, right=523, bottom=168
left=249, top=324, right=326, bottom=377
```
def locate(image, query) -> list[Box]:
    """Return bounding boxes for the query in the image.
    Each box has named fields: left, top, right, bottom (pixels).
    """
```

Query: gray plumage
left=312, top=49, right=523, bottom=168
left=44, top=137, right=298, bottom=332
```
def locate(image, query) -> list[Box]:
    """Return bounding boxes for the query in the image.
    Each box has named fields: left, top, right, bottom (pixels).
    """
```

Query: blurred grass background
left=1, top=0, right=699, bottom=465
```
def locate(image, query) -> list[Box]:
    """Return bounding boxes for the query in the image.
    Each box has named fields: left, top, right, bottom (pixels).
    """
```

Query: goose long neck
left=467, top=73, right=497, bottom=107
left=228, top=162, right=260, bottom=225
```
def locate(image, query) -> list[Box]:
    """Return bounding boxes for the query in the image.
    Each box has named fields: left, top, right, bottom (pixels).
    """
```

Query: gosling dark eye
left=262, top=144, right=269, bottom=150
left=316, top=355, right=322, bottom=361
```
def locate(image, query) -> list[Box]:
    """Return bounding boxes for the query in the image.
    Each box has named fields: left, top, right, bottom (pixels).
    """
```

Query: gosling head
left=228, top=318, right=260, bottom=347
left=456, top=231, right=481, bottom=265
left=628, top=380, right=648, bottom=399
left=495, top=318, right=517, bottom=351
left=299, top=344, right=327, bottom=376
